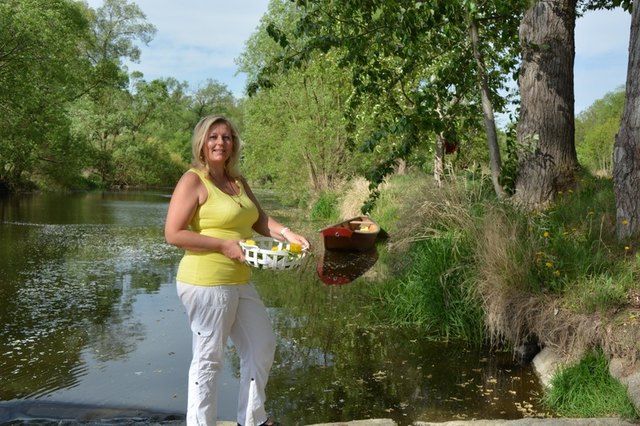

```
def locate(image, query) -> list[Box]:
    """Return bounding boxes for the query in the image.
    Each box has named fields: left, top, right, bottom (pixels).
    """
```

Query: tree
left=0, top=0, right=93, bottom=190
left=613, top=0, right=640, bottom=240
left=69, top=0, right=157, bottom=187
left=87, top=0, right=156, bottom=65
left=188, top=79, right=241, bottom=130
left=514, top=0, right=580, bottom=206
left=239, top=0, right=362, bottom=197
left=251, top=0, right=526, bottom=209
left=575, top=89, right=624, bottom=175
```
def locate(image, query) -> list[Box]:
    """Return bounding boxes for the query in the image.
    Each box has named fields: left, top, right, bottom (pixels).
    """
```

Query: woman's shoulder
left=177, top=168, right=206, bottom=188
left=185, top=167, right=205, bottom=177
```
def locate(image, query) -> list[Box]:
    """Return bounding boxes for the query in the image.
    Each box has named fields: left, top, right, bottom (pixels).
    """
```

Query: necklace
left=209, top=171, right=244, bottom=208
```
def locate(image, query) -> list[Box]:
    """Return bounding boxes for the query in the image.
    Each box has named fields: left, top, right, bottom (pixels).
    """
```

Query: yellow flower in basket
left=288, top=242, right=302, bottom=254
left=245, top=239, right=256, bottom=246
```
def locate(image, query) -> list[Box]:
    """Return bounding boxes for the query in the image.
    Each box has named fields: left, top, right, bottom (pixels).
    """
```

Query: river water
left=0, top=191, right=549, bottom=425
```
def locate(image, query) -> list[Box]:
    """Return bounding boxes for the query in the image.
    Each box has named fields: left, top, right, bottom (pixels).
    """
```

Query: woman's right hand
left=222, top=240, right=245, bottom=263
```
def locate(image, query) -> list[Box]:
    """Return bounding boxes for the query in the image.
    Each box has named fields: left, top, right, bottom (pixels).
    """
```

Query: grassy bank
left=320, top=171, right=640, bottom=419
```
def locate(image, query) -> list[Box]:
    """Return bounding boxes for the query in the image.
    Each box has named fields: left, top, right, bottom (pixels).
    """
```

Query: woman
left=165, top=115, right=309, bottom=426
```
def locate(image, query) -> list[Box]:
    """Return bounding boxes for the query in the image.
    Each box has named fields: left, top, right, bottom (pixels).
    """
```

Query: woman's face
left=203, top=122, right=234, bottom=167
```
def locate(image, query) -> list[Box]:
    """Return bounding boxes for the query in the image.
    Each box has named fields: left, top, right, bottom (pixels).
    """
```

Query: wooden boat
left=319, top=216, right=381, bottom=252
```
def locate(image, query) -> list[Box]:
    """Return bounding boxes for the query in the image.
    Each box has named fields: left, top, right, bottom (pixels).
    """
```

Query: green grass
left=371, top=231, right=485, bottom=343
left=543, top=350, right=639, bottom=419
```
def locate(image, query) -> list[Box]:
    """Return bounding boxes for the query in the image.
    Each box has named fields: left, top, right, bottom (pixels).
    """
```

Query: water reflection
left=0, top=191, right=548, bottom=425
left=316, top=248, right=379, bottom=285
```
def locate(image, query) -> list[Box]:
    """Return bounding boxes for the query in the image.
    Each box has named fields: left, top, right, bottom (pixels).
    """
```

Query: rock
left=532, top=347, right=568, bottom=388
left=609, top=357, right=640, bottom=413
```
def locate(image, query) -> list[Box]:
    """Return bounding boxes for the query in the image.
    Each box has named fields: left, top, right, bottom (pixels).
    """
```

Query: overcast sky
left=84, top=0, right=632, bottom=114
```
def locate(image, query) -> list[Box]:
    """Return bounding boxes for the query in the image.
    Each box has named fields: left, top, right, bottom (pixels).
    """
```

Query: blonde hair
left=191, top=115, right=242, bottom=178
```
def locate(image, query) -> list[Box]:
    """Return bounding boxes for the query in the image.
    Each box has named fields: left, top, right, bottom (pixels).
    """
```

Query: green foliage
left=575, top=88, right=624, bottom=176
left=239, top=0, right=365, bottom=198
left=90, top=0, right=157, bottom=63
left=0, top=0, right=93, bottom=190
left=309, top=192, right=339, bottom=221
left=112, top=137, right=184, bottom=186
left=252, top=0, right=529, bottom=207
left=580, top=0, right=633, bottom=13
left=543, top=349, right=638, bottom=418
left=499, top=122, right=519, bottom=195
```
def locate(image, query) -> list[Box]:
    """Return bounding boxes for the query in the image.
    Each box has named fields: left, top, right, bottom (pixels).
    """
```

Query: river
left=0, top=191, right=548, bottom=425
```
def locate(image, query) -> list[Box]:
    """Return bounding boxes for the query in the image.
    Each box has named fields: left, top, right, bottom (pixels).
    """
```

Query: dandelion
left=545, top=261, right=553, bottom=268
left=553, top=270, right=561, bottom=277
left=623, top=219, right=629, bottom=225
left=543, top=231, right=550, bottom=238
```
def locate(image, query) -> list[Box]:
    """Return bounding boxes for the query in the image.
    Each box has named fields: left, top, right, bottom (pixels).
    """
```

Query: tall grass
left=361, top=172, right=494, bottom=343
left=371, top=231, right=485, bottom=343
left=543, top=350, right=638, bottom=419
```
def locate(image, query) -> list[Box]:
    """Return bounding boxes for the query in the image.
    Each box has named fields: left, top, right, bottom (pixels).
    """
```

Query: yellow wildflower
left=543, top=231, right=550, bottom=238
left=545, top=261, right=553, bottom=268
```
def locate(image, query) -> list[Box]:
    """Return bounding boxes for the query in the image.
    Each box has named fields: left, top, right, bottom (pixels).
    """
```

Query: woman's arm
left=241, top=177, right=310, bottom=249
left=164, top=171, right=245, bottom=262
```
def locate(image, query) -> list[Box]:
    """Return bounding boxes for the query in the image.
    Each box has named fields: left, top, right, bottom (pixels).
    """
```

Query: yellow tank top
left=176, top=168, right=259, bottom=286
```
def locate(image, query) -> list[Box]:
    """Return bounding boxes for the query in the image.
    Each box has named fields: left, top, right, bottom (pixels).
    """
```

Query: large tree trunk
left=614, top=0, right=640, bottom=241
left=515, top=0, right=579, bottom=206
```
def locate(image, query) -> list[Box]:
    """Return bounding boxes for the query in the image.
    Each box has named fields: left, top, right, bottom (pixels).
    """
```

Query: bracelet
left=279, top=227, right=290, bottom=238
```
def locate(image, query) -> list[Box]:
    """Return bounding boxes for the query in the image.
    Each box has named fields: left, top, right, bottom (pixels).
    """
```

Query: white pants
left=177, top=282, right=276, bottom=426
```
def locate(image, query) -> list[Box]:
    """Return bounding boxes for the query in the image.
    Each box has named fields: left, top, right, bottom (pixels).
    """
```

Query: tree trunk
left=515, top=0, right=579, bottom=206
left=434, top=133, right=445, bottom=187
left=469, top=18, right=506, bottom=199
left=614, top=0, right=640, bottom=241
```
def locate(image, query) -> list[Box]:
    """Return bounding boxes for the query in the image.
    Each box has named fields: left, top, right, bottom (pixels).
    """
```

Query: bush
left=310, top=191, right=339, bottom=221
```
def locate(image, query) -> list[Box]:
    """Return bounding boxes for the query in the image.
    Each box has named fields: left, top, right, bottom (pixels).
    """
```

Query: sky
left=84, top=0, right=631, bottom=115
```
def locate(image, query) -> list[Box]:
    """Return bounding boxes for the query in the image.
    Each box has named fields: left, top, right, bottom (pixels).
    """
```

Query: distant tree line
left=0, top=0, right=241, bottom=192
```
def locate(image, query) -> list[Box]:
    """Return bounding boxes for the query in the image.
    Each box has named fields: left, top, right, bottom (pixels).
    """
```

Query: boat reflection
left=316, top=247, right=379, bottom=285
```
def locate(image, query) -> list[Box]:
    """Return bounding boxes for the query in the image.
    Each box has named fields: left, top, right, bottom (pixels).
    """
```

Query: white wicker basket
left=240, top=237, right=306, bottom=270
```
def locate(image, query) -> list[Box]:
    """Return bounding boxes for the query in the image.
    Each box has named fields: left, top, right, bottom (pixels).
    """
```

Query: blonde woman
left=165, top=115, right=309, bottom=426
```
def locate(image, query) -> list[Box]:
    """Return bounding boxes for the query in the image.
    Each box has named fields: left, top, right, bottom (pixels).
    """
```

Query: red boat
left=319, top=216, right=381, bottom=252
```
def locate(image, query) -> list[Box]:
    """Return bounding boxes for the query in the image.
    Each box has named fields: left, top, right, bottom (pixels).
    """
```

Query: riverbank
left=113, top=417, right=639, bottom=425
left=309, top=419, right=637, bottom=425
